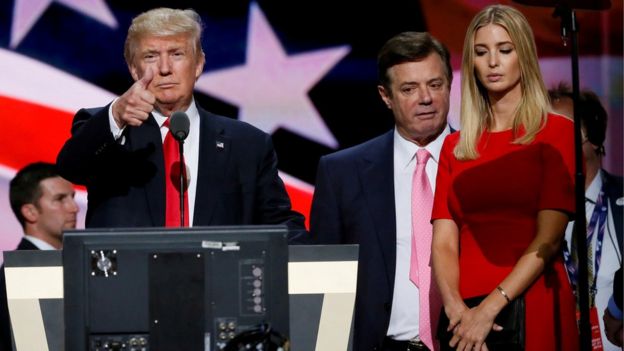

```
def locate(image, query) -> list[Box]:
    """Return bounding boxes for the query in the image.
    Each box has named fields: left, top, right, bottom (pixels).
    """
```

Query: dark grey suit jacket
left=309, top=126, right=454, bottom=350
left=604, top=171, right=623, bottom=251
left=309, top=130, right=398, bottom=350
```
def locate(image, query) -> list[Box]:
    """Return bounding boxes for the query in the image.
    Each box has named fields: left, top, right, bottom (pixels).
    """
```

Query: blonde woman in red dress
left=431, top=5, right=579, bottom=351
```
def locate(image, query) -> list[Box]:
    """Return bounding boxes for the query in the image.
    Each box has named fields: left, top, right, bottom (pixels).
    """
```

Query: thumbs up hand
left=112, top=67, right=156, bottom=128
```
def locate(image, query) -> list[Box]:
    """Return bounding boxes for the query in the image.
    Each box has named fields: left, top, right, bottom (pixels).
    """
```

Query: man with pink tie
left=309, top=32, right=453, bottom=351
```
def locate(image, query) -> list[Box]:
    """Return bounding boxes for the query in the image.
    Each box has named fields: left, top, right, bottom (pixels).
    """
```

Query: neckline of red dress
left=484, top=128, right=513, bottom=135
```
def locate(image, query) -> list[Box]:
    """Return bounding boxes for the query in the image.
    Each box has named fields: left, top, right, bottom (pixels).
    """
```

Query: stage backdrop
left=0, top=0, right=621, bottom=255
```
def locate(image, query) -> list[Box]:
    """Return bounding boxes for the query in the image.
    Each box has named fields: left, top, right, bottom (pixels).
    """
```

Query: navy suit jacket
left=604, top=171, right=623, bottom=252
left=0, top=238, right=39, bottom=351
left=56, top=101, right=305, bottom=233
left=309, top=130, right=397, bottom=350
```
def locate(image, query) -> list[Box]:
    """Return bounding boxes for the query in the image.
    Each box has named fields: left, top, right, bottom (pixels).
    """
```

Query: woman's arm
left=453, top=209, right=569, bottom=351
left=432, top=219, right=466, bottom=332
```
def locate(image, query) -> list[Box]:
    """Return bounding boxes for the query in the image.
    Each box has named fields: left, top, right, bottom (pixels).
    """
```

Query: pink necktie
left=409, top=149, right=441, bottom=350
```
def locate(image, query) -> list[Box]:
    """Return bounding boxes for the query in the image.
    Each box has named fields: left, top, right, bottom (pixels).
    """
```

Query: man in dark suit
left=0, top=162, right=78, bottom=351
left=309, top=32, right=453, bottom=351
left=550, top=84, right=623, bottom=351
left=56, top=8, right=305, bottom=233
left=603, top=265, right=623, bottom=347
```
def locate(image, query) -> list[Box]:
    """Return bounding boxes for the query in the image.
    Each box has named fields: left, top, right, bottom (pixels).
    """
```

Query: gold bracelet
left=496, top=286, right=511, bottom=303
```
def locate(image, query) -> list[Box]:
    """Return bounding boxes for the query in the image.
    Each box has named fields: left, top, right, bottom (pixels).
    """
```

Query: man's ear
left=130, top=65, right=139, bottom=81
left=378, top=85, right=392, bottom=109
left=591, top=142, right=604, bottom=156
left=195, top=52, right=206, bottom=81
left=21, top=204, right=38, bottom=223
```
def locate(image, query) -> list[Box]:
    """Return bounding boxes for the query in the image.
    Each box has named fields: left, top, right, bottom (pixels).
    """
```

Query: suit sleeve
left=607, top=265, right=623, bottom=319
left=254, top=134, right=307, bottom=239
left=56, top=103, right=121, bottom=185
left=308, top=156, right=343, bottom=245
left=614, top=265, right=622, bottom=312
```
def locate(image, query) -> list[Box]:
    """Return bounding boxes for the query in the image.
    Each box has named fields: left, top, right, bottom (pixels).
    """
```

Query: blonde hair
left=455, top=4, right=550, bottom=160
left=124, top=8, right=204, bottom=66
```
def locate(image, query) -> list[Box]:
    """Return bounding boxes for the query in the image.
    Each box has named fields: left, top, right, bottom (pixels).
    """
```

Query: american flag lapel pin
left=216, top=141, right=225, bottom=150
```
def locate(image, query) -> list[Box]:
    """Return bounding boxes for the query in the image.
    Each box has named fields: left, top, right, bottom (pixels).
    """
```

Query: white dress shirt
left=387, top=125, right=450, bottom=340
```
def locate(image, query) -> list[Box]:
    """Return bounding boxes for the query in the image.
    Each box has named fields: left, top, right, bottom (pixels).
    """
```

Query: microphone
left=169, top=111, right=190, bottom=141
left=169, top=111, right=190, bottom=227
left=512, top=0, right=610, bottom=10
left=511, top=1, right=610, bottom=350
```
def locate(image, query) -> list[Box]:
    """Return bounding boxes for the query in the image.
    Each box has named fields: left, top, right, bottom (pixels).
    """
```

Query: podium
left=3, top=229, right=357, bottom=351
left=289, top=244, right=357, bottom=351
left=3, top=250, right=63, bottom=351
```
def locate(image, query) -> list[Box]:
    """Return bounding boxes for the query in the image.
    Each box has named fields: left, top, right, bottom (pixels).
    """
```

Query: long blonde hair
left=455, top=5, right=550, bottom=160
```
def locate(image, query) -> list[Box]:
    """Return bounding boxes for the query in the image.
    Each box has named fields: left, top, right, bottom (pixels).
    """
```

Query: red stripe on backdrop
left=284, top=184, right=312, bottom=230
left=0, top=95, right=73, bottom=169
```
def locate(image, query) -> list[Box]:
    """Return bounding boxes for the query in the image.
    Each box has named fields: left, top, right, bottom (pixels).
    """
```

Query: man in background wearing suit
left=0, top=162, right=78, bottom=351
left=56, top=8, right=305, bottom=233
left=603, top=266, right=622, bottom=347
left=550, top=84, right=623, bottom=351
left=309, top=32, right=453, bottom=351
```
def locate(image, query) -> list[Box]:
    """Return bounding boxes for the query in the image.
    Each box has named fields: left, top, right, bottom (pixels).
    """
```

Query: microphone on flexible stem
left=511, top=1, right=611, bottom=350
left=169, top=111, right=190, bottom=227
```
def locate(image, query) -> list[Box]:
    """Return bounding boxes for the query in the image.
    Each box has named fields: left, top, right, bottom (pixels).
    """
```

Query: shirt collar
left=585, top=170, right=603, bottom=203
left=153, top=97, right=199, bottom=128
left=393, top=124, right=451, bottom=169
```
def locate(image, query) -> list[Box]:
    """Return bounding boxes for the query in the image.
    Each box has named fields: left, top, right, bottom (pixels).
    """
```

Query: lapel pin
left=216, top=141, right=224, bottom=149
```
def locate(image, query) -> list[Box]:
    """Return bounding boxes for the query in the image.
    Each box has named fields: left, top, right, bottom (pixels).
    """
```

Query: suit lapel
left=357, top=130, right=397, bottom=287
left=604, top=171, right=624, bottom=250
left=193, top=107, right=231, bottom=225
left=17, top=238, right=39, bottom=250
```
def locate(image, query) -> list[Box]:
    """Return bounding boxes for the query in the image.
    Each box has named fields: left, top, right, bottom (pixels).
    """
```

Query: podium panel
left=4, top=250, right=63, bottom=351
left=288, top=245, right=358, bottom=351
left=4, top=235, right=358, bottom=351
left=63, top=226, right=290, bottom=351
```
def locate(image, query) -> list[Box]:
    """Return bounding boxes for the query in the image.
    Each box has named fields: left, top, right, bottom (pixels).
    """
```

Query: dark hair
left=549, top=82, right=608, bottom=155
left=377, top=31, right=452, bottom=92
left=9, top=162, right=60, bottom=228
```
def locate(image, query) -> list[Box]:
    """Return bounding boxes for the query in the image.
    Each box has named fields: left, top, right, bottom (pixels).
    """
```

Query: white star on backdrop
left=195, top=2, right=349, bottom=148
left=11, top=0, right=117, bottom=48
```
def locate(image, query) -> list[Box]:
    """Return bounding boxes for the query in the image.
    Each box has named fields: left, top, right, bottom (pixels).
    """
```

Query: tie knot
left=163, top=117, right=171, bottom=128
left=416, top=149, right=431, bottom=165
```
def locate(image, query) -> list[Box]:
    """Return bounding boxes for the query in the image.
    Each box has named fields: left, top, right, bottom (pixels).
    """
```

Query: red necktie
left=163, top=118, right=189, bottom=227
left=409, top=149, right=441, bottom=350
